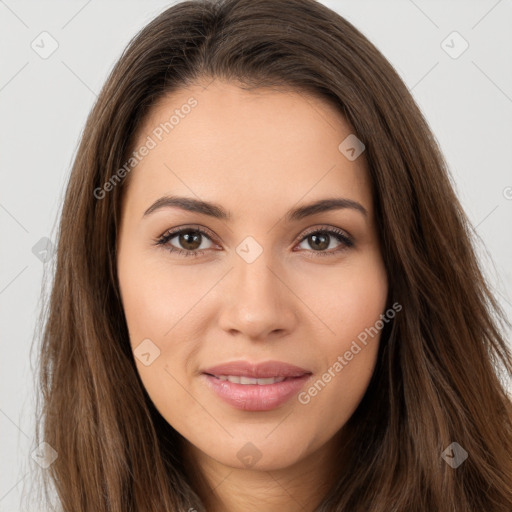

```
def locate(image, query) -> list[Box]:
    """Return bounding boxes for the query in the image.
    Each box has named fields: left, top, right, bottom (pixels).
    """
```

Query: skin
left=117, top=79, right=388, bottom=512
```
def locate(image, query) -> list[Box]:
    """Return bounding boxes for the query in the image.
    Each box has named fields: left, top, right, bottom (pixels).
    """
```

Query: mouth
left=201, top=360, right=312, bottom=411
left=205, top=375, right=289, bottom=385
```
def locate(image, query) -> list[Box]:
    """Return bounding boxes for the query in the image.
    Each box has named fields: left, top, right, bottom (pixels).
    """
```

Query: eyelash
left=154, top=224, right=354, bottom=258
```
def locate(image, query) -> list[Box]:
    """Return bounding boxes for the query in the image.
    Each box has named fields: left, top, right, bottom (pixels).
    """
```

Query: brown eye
left=296, top=227, right=354, bottom=257
left=306, top=233, right=330, bottom=251
left=177, top=231, right=204, bottom=251
left=156, top=227, right=216, bottom=257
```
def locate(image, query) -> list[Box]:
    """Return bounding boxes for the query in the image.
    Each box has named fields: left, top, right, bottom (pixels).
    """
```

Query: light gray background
left=1, top=0, right=511, bottom=510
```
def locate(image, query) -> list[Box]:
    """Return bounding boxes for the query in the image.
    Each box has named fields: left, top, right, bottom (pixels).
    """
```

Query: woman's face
left=117, top=79, right=388, bottom=471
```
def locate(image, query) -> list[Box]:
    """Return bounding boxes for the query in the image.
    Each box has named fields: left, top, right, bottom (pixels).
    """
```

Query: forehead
left=124, top=79, right=372, bottom=218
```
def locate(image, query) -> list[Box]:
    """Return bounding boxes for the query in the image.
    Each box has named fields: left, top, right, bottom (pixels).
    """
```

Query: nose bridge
left=218, top=236, right=297, bottom=338
left=233, top=235, right=282, bottom=304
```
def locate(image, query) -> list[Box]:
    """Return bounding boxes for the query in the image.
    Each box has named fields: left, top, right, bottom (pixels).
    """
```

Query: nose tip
left=217, top=255, right=299, bottom=341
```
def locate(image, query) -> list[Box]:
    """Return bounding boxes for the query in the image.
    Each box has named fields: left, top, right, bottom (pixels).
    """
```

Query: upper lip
left=202, top=360, right=312, bottom=378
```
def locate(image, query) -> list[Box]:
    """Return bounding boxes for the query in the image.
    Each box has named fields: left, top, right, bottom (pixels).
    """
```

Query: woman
left=35, top=0, right=512, bottom=510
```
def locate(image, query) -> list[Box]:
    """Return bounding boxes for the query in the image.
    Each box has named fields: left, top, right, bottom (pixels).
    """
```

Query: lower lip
left=202, top=374, right=311, bottom=411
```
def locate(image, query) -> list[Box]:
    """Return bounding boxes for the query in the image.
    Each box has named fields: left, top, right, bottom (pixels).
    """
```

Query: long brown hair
left=33, top=0, right=512, bottom=510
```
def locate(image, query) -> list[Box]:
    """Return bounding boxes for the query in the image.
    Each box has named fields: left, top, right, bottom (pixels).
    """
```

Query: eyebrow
left=143, top=195, right=368, bottom=221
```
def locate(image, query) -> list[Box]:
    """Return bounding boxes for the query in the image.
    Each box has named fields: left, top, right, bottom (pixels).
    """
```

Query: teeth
left=216, top=375, right=287, bottom=385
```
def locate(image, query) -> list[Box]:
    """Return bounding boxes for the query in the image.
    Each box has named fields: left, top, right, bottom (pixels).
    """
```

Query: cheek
left=117, top=249, right=217, bottom=403
left=295, top=339, right=379, bottom=446
left=292, top=253, right=387, bottom=419
left=118, top=247, right=208, bottom=345
left=117, top=256, right=200, bottom=427
left=290, top=246, right=388, bottom=346
left=297, top=303, right=386, bottom=436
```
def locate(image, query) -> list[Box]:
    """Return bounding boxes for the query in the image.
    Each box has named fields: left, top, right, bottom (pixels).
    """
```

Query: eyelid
left=157, top=224, right=218, bottom=243
left=296, top=224, right=352, bottom=244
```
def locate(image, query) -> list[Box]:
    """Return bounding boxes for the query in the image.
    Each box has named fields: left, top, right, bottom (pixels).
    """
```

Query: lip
left=201, top=360, right=312, bottom=411
left=202, top=360, right=311, bottom=378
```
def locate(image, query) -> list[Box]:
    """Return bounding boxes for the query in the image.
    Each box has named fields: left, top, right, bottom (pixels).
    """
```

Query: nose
left=217, top=249, right=299, bottom=341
